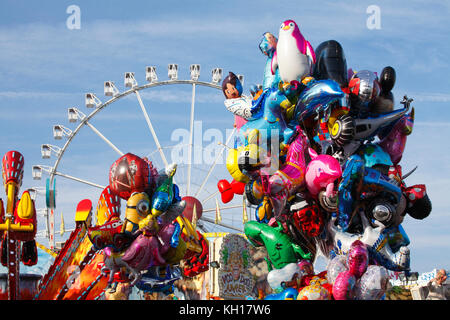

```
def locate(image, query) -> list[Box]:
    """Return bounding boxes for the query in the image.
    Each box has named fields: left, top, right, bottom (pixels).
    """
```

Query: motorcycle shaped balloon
left=326, top=212, right=410, bottom=272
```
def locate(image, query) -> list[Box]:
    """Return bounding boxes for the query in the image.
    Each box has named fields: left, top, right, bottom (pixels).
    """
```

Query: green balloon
left=244, top=220, right=311, bottom=271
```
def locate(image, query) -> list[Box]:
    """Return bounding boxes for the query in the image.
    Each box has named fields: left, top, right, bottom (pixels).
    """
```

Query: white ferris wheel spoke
left=202, top=190, right=219, bottom=203
left=186, top=83, right=196, bottom=196
left=199, top=216, right=243, bottom=233
left=202, top=204, right=243, bottom=213
left=134, top=90, right=169, bottom=168
left=84, top=120, right=124, bottom=156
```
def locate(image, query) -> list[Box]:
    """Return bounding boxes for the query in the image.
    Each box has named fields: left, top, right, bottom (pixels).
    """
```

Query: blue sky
left=0, top=0, right=449, bottom=274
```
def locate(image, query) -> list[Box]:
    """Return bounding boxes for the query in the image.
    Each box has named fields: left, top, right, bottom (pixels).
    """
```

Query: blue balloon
left=264, top=287, right=298, bottom=300
left=294, top=79, right=344, bottom=122
left=259, top=33, right=280, bottom=90
left=361, top=144, right=393, bottom=168
left=237, top=87, right=288, bottom=145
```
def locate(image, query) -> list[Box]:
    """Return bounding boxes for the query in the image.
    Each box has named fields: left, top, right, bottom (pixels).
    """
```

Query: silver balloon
left=355, top=265, right=389, bottom=300
left=351, top=70, right=380, bottom=102
left=326, top=254, right=348, bottom=285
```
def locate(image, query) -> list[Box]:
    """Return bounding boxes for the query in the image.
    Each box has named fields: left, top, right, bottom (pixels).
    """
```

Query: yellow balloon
left=226, top=147, right=249, bottom=183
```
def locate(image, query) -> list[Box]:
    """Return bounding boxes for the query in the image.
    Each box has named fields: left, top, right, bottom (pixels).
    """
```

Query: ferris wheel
left=30, top=63, right=252, bottom=249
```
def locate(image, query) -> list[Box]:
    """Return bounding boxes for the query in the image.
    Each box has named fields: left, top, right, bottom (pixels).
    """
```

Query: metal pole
left=53, top=171, right=105, bottom=189
left=186, top=83, right=196, bottom=196
left=84, top=121, right=124, bottom=156
left=6, top=232, right=19, bottom=300
left=50, top=208, right=54, bottom=249
left=4, top=182, right=19, bottom=300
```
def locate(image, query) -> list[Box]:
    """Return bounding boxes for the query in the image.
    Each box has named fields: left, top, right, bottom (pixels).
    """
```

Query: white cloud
left=414, top=121, right=450, bottom=127
left=408, top=93, right=450, bottom=103
left=0, top=91, right=76, bottom=99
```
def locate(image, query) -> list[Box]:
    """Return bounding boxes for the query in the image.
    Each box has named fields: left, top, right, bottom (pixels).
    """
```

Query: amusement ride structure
left=0, top=63, right=252, bottom=300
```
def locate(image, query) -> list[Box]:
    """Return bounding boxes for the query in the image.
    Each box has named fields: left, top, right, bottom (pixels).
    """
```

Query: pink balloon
left=378, top=111, right=413, bottom=165
left=332, top=270, right=356, bottom=300
left=261, top=128, right=308, bottom=218
left=298, top=259, right=314, bottom=276
left=305, top=148, right=342, bottom=198
left=347, top=240, right=368, bottom=279
left=234, top=115, right=248, bottom=131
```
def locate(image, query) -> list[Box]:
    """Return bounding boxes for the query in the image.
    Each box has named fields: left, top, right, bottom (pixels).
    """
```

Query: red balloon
left=230, top=179, right=245, bottom=195
left=181, top=196, right=203, bottom=222
left=292, top=201, right=324, bottom=237
left=217, top=179, right=234, bottom=203
left=108, top=153, right=157, bottom=200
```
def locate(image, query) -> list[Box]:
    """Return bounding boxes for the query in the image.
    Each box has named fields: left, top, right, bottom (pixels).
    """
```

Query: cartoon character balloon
left=222, top=72, right=250, bottom=130
left=297, top=276, right=331, bottom=300
left=259, top=32, right=280, bottom=90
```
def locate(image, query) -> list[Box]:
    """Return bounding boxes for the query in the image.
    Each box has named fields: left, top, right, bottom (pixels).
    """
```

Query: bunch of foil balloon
left=218, top=19, right=432, bottom=300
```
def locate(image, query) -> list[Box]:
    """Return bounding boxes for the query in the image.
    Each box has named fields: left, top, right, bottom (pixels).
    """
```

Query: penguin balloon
left=271, top=19, right=316, bottom=83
